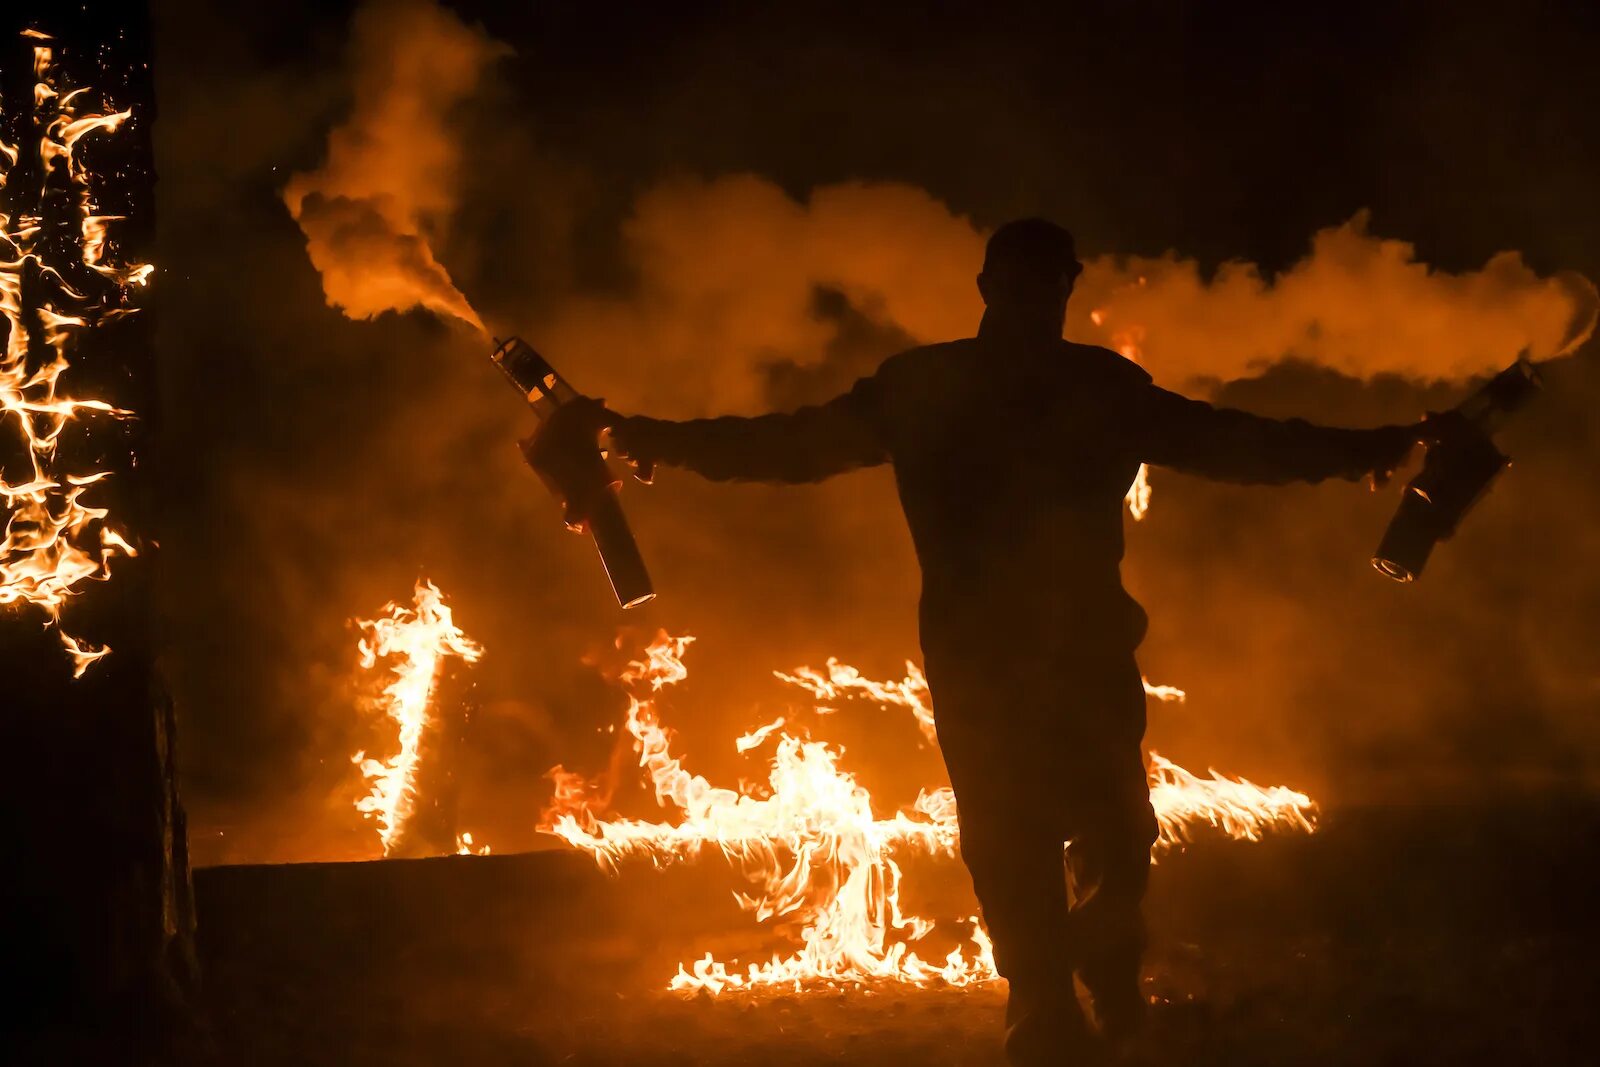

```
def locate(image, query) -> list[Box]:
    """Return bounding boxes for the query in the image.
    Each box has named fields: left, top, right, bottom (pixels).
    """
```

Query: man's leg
left=951, top=775, right=1097, bottom=1064
left=1064, top=676, right=1160, bottom=1042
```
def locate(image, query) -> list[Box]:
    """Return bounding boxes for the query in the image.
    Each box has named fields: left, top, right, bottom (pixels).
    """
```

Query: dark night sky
left=135, top=0, right=1600, bottom=862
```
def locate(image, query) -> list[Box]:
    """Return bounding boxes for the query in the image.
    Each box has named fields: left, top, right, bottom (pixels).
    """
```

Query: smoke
left=162, top=0, right=1600, bottom=864
left=536, top=181, right=1596, bottom=419
left=281, top=0, right=504, bottom=332
left=280, top=1, right=1594, bottom=410
left=1075, top=213, right=1597, bottom=386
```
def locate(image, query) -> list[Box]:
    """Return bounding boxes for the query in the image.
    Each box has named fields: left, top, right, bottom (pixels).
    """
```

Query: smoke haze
left=155, top=0, right=1600, bottom=865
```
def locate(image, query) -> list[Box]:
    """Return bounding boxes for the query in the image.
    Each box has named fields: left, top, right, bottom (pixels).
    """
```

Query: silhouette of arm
left=608, top=376, right=889, bottom=484
left=1135, top=385, right=1414, bottom=485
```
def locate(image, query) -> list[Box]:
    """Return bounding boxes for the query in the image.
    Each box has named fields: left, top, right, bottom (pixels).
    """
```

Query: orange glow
left=352, top=579, right=483, bottom=856
left=0, top=36, right=147, bottom=676
left=542, top=631, right=1316, bottom=993
left=455, top=831, right=490, bottom=856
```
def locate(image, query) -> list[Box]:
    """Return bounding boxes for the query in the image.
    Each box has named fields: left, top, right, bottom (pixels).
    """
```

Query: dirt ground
left=174, top=799, right=1597, bottom=1066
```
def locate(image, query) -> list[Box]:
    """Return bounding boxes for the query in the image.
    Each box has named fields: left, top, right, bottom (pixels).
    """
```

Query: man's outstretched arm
left=1133, top=384, right=1421, bottom=485
left=606, top=375, right=890, bottom=484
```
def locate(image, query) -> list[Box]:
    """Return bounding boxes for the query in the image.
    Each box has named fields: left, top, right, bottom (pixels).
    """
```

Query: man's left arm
left=1132, top=383, right=1421, bottom=486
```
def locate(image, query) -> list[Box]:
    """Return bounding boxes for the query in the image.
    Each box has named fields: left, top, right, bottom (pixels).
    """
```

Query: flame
left=542, top=631, right=1315, bottom=994
left=352, top=579, right=483, bottom=856
left=0, top=34, right=146, bottom=676
left=1147, top=753, right=1316, bottom=845
left=775, top=656, right=1184, bottom=750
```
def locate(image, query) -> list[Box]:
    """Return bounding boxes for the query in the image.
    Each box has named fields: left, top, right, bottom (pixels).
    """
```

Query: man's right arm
left=607, top=374, right=890, bottom=485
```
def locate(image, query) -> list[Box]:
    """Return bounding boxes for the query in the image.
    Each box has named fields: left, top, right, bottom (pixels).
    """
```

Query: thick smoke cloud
left=283, top=0, right=1595, bottom=415
left=1076, top=214, right=1597, bottom=386
left=536, top=179, right=1593, bottom=420
left=282, top=0, right=504, bottom=332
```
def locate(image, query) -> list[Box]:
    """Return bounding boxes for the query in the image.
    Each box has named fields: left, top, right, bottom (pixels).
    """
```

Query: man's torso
left=870, top=338, right=1152, bottom=658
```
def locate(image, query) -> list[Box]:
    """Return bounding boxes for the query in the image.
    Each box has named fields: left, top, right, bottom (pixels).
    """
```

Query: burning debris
left=352, top=579, right=483, bottom=857
left=0, top=30, right=148, bottom=676
left=540, top=631, right=1317, bottom=995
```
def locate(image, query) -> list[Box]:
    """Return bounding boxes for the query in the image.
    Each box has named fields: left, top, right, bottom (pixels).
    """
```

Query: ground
left=175, top=799, right=1597, bottom=1066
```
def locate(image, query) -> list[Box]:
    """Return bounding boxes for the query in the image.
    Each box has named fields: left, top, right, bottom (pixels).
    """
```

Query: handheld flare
left=492, top=338, right=655, bottom=608
left=1372, top=356, right=1541, bottom=582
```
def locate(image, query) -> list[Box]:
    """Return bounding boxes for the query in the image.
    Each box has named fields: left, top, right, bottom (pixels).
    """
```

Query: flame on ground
left=1, top=33, right=148, bottom=676
left=774, top=656, right=1185, bottom=749
left=352, top=579, right=483, bottom=856
left=542, top=631, right=1316, bottom=994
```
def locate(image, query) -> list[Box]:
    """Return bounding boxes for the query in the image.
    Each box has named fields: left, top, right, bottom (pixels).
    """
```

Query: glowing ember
left=352, top=579, right=483, bottom=856
left=0, top=32, right=148, bottom=676
left=542, top=631, right=1316, bottom=994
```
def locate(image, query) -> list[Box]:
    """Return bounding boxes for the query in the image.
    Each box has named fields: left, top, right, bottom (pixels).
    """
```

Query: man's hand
left=605, top=414, right=658, bottom=485
left=519, top=395, right=612, bottom=473
left=518, top=396, right=624, bottom=531
left=1369, top=413, right=1471, bottom=489
left=1369, top=422, right=1426, bottom=489
left=1416, top=409, right=1473, bottom=448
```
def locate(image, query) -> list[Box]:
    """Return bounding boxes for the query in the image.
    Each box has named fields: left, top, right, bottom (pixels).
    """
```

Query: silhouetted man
left=587, top=220, right=1420, bottom=1063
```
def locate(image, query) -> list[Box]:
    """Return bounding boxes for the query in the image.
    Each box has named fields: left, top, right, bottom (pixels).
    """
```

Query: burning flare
left=0, top=33, right=148, bottom=676
left=352, top=579, right=483, bottom=856
left=542, top=631, right=1316, bottom=994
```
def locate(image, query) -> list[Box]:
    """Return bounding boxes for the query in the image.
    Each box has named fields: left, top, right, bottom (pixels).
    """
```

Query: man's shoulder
left=866, top=338, right=1153, bottom=389
left=1059, top=341, right=1154, bottom=388
left=872, top=338, right=980, bottom=380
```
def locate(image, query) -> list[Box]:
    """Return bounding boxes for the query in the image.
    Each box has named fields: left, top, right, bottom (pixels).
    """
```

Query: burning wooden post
left=353, top=580, right=483, bottom=858
left=0, top=3, right=195, bottom=1058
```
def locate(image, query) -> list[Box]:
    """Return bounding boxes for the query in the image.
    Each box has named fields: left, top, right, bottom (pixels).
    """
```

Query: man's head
left=976, top=218, right=1082, bottom=338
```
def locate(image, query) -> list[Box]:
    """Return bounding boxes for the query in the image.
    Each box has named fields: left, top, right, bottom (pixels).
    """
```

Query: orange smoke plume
left=1074, top=211, right=1598, bottom=386
left=540, top=177, right=1595, bottom=417
left=282, top=0, right=504, bottom=332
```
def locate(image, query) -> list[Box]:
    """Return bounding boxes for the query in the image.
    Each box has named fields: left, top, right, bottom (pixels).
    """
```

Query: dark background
left=146, top=0, right=1600, bottom=864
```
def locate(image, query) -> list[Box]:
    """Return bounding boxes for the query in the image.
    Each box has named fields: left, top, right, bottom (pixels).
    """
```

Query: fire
left=352, top=579, right=483, bottom=856
left=542, top=631, right=1317, bottom=994
left=773, top=657, right=1185, bottom=746
left=0, top=32, right=148, bottom=676
left=1148, top=753, right=1316, bottom=845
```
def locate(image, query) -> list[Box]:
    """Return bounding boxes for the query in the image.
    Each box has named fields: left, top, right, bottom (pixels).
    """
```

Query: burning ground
left=177, top=606, right=1598, bottom=1064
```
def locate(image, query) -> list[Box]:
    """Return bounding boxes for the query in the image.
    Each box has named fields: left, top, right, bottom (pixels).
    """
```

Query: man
left=557, top=219, right=1421, bottom=1063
